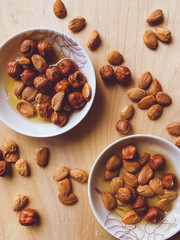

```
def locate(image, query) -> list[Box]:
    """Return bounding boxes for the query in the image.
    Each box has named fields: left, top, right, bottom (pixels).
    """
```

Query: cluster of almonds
left=102, top=144, right=178, bottom=224
left=7, top=39, right=91, bottom=127
left=143, top=9, right=171, bottom=49
left=53, top=166, right=88, bottom=205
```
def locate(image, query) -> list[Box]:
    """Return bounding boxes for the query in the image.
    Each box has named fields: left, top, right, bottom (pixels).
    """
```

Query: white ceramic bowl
left=88, top=134, right=180, bottom=240
left=0, top=28, right=96, bottom=137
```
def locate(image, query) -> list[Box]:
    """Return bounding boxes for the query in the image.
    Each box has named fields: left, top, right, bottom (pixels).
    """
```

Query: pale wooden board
left=0, top=0, right=180, bottom=239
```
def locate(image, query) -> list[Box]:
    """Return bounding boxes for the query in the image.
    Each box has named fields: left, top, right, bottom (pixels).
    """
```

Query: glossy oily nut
left=102, top=192, right=117, bottom=210
left=20, top=39, right=37, bottom=58
left=137, top=152, right=150, bottom=166
left=68, top=92, right=86, bottom=109
left=121, top=210, right=141, bottom=224
left=115, top=66, right=131, bottom=84
left=144, top=207, right=163, bottom=224
left=156, top=92, right=172, bottom=106
left=123, top=160, right=140, bottom=173
left=99, top=65, right=115, bottom=83
left=82, top=83, right=91, bottom=101
left=106, top=154, right=121, bottom=171
left=149, top=177, right=164, bottom=195
left=14, top=81, right=25, bottom=97
left=122, top=172, right=138, bottom=188
left=34, top=77, right=51, bottom=94
left=131, top=195, right=148, bottom=215
left=55, top=80, right=70, bottom=94
left=117, top=186, right=136, bottom=204
left=45, top=67, right=61, bottom=83
left=51, top=112, right=68, bottom=127
left=37, top=42, right=53, bottom=58
left=21, top=69, right=36, bottom=86
left=138, top=165, right=153, bottom=185
left=162, top=173, right=178, bottom=189
left=68, top=71, right=86, bottom=89
left=39, top=102, right=53, bottom=119
left=7, top=61, right=23, bottom=79
left=51, top=91, right=65, bottom=111
left=137, top=185, right=155, bottom=197
left=156, top=199, right=171, bottom=211
left=22, top=86, right=38, bottom=102
left=19, top=208, right=38, bottom=226
left=18, top=56, right=31, bottom=65
left=122, top=145, right=137, bottom=160
left=149, top=154, right=166, bottom=170
left=59, top=59, right=75, bottom=77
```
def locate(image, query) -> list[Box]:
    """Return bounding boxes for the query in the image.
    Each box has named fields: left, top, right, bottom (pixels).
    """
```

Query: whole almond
left=70, top=168, right=88, bottom=183
left=87, top=30, right=100, bottom=49
left=22, top=86, right=38, bottom=102
left=156, top=199, right=171, bottom=211
left=137, top=185, right=155, bottom=197
left=166, top=122, right=180, bottom=136
left=14, top=81, right=25, bottom=97
left=123, top=160, right=140, bottom=173
left=158, top=189, right=178, bottom=201
left=58, top=178, right=71, bottom=196
left=106, top=155, right=121, bottom=171
left=102, top=192, right=117, bottom=210
left=59, top=193, right=78, bottom=205
left=122, top=172, right=138, bottom=188
left=138, top=165, right=153, bottom=185
left=106, top=50, right=123, bottom=65
left=103, top=169, right=119, bottom=181
left=175, top=136, right=180, bottom=148
left=120, top=104, right=134, bottom=120
left=51, top=91, right=65, bottom=111
left=2, top=138, right=17, bottom=152
left=147, top=104, right=162, bottom=120
left=148, top=79, right=162, bottom=96
left=137, top=95, right=156, bottom=109
left=138, top=71, right=152, bottom=89
left=3, top=151, right=19, bottom=163
left=155, top=27, right=171, bottom=42
left=127, top=88, right=147, bottom=102
left=143, top=30, right=158, bottom=49
left=17, top=101, right=36, bottom=118
left=15, top=159, right=29, bottom=176
left=82, top=82, right=91, bottom=101
left=36, top=93, right=52, bottom=104
left=110, top=177, right=123, bottom=195
left=149, top=177, right=164, bottom=195
left=53, top=0, right=67, bottom=19
left=122, top=210, right=141, bottom=224
left=35, top=147, right=49, bottom=167
left=68, top=17, right=86, bottom=32
left=31, top=54, right=48, bottom=73
left=137, top=152, right=150, bottom=166
left=53, top=166, right=69, bottom=181
left=156, top=92, right=172, bottom=106
left=18, top=57, right=31, bottom=65
left=147, top=9, right=163, bottom=24
left=13, top=194, right=28, bottom=211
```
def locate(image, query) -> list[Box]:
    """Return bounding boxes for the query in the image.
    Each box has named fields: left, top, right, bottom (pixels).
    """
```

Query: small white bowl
left=88, top=134, right=180, bottom=240
left=0, top=28, right=96, bottom=137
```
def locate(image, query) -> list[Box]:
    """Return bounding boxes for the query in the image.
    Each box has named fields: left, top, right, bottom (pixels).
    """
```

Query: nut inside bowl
left=88, top=134, right=180, bottom=240
left=0, top=28, right=96, bottom=137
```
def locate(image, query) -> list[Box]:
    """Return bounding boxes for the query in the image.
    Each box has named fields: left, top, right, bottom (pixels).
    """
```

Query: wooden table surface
left=0, top=0, right=180, bottom=239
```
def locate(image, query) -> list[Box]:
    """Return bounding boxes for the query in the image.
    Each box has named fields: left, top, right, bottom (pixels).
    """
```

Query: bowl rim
left=88, top=134, right=180, bottom=240
left=0, top=28, right=96, bottom=138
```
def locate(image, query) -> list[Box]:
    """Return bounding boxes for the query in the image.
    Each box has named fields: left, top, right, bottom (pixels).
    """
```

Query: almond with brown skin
left=158, top=189, right=178, bottom=201
left=70, top=168, right=88, bottom=183
left=166, top=122, right=180, bottom=136
left=13, top=195, right=28, bottom=211
left=35, top=147, right=49, bottom=167
left=17, top=101, right=36, bottom=118
left=14, top=81, right=25, bottom=97
left=138, top=71, right=152, bottom=89
left=156, top=199, right=171, bottom=211
left=122, top=210, right=141, bottom=224
left=137, top=152, right=150, bottom=166
left=87, top=30, right=100, bottom=49
left=53, top=166, right=69, bottom=181
left=147, top=104, right=163, bottom=120
left=147, top=9, right=163, bottom=24
left=156, top=92, right=172, bottom=106
left=127, top=88, right=147, bottom=102
left=103, top=169, right=119, bottom=181
left=110, top=177, right=124, bottom=195
left=120, top=104, right=134, bottom=120
left=155, top=27, right=171, bottom=42
left=143, top=30, right=158, bottom=49
left=102, top=192, right=117, bottom=210
left=149, top=177, right=164, bottom=195
left=122, top=172, right=138, bottom=188
left=2, top=138, right=18, bottom=152
left=58, top=178, right=71, bottom=196
left=106, top=155, right=121, bottom=171
left=59, top=193, right=78, bottom=205
left=123, top=160, right=140, bottom=173
left=137, top=95, right=156, bottom=109
left=137, top=185, right=155, bottom=197
left=148, top=79, right=162, bottom=96
left=138, top=165, right=153, bottom=185
left=68, top=17, right=86, bottom=32
left=53, top=0, right=67, bottom=19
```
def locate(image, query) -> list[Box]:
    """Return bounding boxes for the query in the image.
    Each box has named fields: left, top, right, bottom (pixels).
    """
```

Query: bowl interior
left=0, top=29, right=96, bottom=137
left=88, top=135, right=180, bottom=240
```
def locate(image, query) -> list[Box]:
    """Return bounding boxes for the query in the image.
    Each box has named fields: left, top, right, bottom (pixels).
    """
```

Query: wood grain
left=0, top=0, right=180, bottom=239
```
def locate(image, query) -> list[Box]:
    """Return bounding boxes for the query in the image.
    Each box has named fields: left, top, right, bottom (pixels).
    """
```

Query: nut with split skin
left=115, top=66, right=131, bottom=84
left=117, top=186, right=136, bottom=204
left=45, top=66, right=61, bottom=83
left=122, top=145, right=137, bottom=160
left=21, top=69, right=36, bottom=86
left=144, top=207, right=163, bottom=223
left=59, top=59, right=75, bottom=77
left=37, top=42, right=53, bottom=58
left=7, top=61, right=23, bottom=79
left=19, top=208, right=39, bottom=226
left=99, top=65, right=115, bottom=84
left=68, top=71, right=86, bottom=90
left=55, top=80, right=70, bottom=94
left=20, top=39, right=37, bottom=58
left=116, top=119, right=131, bottom=135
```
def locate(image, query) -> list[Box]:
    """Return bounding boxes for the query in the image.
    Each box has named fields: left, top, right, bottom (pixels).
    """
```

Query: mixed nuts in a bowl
left=0, top=28, right=96, bottom=137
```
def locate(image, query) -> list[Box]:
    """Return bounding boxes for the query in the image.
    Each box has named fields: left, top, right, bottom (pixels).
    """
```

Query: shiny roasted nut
left=19, top=208, right=38, bottom=226
left=137, top=152, right=150, bottom=166
left=122, top=172, right=138, bottom=188
left=102, top=192, right=117, bottom=210
left=149, top=154, right=166, bottom=170
left=62, top=100, right=73, bottom=113
left=31, top=54, right=48, bottom=73
left=68, top=92, right=86, bottom=109
left=158, top=189, right=178, bottom=201
left=149, top=177, right=164, bottom=195
left=45, top=67, right=61, bottom=83
left=116, top=119, right=131, bottom=135
left=2, top=138, right=18, bottom=152
left=34, top=76, right=51, bottom=94
left=99, top=65, right=115, bottom=84
left=51, top=91, right=65, bottom=111
left=51, top=112, right=68, bottom=127
left=144, top=207, right=163, bottom=223
left=148, top=79, right=162, bottom=96
left=17, top=101, right=37, bottom=118
left=59, top=59, right=75, bottom=77
left=37, top=42, right=53, bottom=58
left=18, top=57, right=31, bottom=66
left=138, top=165, right=153, bottom=185
left=59, top=193, right=78, bottom=205
left=82, top=82, right=91, bottom=101
left=162, top=173, right=178, bottom=189
left=123, top=160, right=140, bottom=173
left=70, top=168, right=88, bottom=183
left=39, top=102, right=53, bottom=119
left=137, top=95, right=156, bottom=109
left=21, top=69, right=36, bottom=86
left=131, top=195, right=148, bottom=215
left=15, top=159, right=29, bottom=176
left=115, top=66, right=131, bottom=84
left=110, top=177, right=124, bottom=195
left=35, top=147, right=49, bottom=167
left=14, top=81, right=25, bottom=97
left=0, top=160, right=10, bottom=177
left=103, top=169, right=119, bottom=181
left=7, top=61, right=23, bottom=79
left=117, top=186, right=136, bottom=204
left=68, top=71, right=86, bottom=89
left=122, top=145, right=137, bottom=160
left=35, top=93, right=52, bottom=104
left=3, top=151, right=19, bottom=163
left=137, top=185, right=155, bottom=197
left=138, top=71, right=152, bottom=89
left=156, top=92, right=172, bottom=106
left=58, top=178, right=71, bottom=196
left=106, top=155, right=121, bottom=171
left=55, top=80, right=70, bottom=94
left=156, top=199, right=171, bottom=211
left=53, top=166, right=69, bottom=181
left=122, top=210, right=141, bottom=224
left=13, top=195, right=28, bottom=211
left=20, top=40, right=37, bottom=58
left=120, top=104, right=134, bottom=120
left=22, top=86, right=38, bottom=102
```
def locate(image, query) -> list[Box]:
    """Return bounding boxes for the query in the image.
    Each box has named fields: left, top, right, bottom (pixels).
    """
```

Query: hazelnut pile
left=7, top=39, right=91, bottom=127
left=101, top=144, right=178, bottom=224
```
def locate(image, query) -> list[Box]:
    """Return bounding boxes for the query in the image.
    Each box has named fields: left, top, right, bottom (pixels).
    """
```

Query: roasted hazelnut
left=116, top=119, right=131, bottom=135
left=0, top=160, right=11, bottom=177
left=162, top=173, right=178, bottom=189
left=99, top=65, right=115, bottom=83
left=62, top=101, right=73, bottom=114
left=38, top=102, right=53, bottom=119
left=131, top=195, right=148, bottom=215
left=117, top=186, right=136, bottom=204
left=37, top=42, right=53, bottom=58
left=55, top=80, right=70, bottom=94
left=122, top=145, right=137, bottom=160
left=115, top=66, right=131, bottom=84
left=19, top=208, right=39, bottom=226
left=7, top=61, right=23, bottom=79
left=21, top=69, right=36, bottom=86
left=149, top=154, right=166, bottom=170
left=45, top=67, right=61, bottom=83
left=59, top=59, right=75, bottom=77
left=68, top=92, right=86, bottom=109
left=34, top=76, right=52, bottom=94
left=68, top=71, right=86, bottom=89
left=51, top=112, right=68, bottom=127
left=144, top=207, right=163, bottom=223
left=20, top=40, right=37, bottom=58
